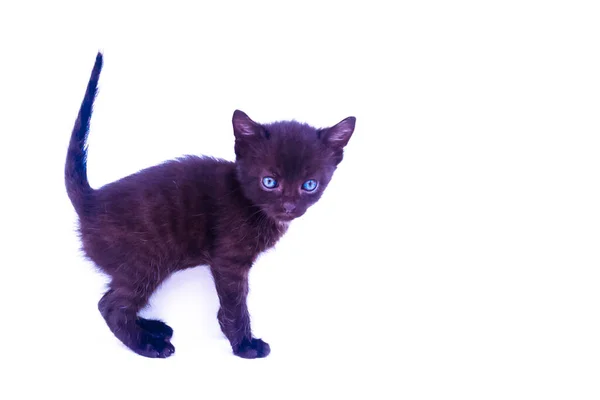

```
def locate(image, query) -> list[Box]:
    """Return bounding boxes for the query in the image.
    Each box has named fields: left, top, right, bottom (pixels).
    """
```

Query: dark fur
left=65, top=52, right=355, bottom=359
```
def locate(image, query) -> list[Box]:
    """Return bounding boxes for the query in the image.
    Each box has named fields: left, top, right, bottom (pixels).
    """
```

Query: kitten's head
left=232, top=110, right=355, bottom=222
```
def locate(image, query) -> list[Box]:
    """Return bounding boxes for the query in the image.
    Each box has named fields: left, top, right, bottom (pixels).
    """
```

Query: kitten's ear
left=320, top=117, right=356, bottom=148
left=233, top=110, right=262, bottom=139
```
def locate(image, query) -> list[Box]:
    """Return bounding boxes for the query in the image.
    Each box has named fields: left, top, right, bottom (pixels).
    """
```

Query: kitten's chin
left=278, top=220, right=291, bottom=229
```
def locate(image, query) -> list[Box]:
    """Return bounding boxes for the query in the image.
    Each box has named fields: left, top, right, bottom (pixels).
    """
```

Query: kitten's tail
left=65, top=52, right=103, bottom=216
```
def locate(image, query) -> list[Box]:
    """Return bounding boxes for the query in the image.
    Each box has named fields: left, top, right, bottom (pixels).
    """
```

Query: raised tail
left=65, top=52, right=103, bottom=216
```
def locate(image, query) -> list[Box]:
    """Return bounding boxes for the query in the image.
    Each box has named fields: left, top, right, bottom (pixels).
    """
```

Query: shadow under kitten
left=65, top=52, right=355, bottom=359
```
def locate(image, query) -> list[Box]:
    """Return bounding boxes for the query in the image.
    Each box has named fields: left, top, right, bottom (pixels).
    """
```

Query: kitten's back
left=80, top=156, right=238, bottom=273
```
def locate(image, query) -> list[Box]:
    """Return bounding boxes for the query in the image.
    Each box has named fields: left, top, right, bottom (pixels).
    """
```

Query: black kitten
left=65, top=52, right=356, bottom=358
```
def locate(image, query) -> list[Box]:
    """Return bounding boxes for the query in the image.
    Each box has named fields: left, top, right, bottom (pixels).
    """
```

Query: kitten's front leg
left=211, top=262, right=270, bottom=359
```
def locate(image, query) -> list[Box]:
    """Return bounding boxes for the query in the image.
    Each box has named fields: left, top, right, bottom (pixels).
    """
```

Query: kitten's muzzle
left=269, top=202, right=301, bottom=221
left=282, top=202, right=296, bottom=214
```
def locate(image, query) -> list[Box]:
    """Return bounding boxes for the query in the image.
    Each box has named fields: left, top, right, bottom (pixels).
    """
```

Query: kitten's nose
left=282, top=202, right=296, bottom=214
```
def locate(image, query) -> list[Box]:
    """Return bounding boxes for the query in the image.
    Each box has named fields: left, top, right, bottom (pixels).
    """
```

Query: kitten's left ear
left=320, top=117, right=356, bottom=148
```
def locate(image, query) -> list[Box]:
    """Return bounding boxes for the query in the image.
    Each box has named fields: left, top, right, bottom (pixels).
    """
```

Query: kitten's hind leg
left=98, top=281, right=175, bottom=358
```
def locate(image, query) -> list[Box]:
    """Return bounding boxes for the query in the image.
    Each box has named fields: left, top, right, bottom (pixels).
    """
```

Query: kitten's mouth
left=275, top=214, right=296, bottom=222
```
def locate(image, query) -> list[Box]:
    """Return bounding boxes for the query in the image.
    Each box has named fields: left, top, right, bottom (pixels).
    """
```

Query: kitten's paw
left=133, top=330, right=175, bottom=358
left=131, top=318, right=175, bottom=358
left=234, top=338, right=271, bottom=359
left=137, top=318, right=174, bottom=340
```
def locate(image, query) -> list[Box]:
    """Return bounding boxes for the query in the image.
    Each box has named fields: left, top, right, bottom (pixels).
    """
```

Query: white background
left=1, top=1, right=599, bottom=399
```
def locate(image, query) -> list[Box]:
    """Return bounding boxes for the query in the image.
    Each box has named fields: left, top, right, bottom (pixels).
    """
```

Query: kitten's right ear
left=233, top=110, right=262, bottom=139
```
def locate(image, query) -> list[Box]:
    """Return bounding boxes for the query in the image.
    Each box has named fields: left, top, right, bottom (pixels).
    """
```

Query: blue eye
left=262, top=176, right=278, bottom=189
left=302, top=179, right=318, bottom=192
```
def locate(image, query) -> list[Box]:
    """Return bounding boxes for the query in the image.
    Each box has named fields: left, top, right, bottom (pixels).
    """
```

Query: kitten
left=65, top=52, right=355, bottom=359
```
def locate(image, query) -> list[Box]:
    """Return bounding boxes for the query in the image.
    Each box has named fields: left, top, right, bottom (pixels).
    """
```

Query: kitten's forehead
left=265, top=121, right=325, bottom=178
